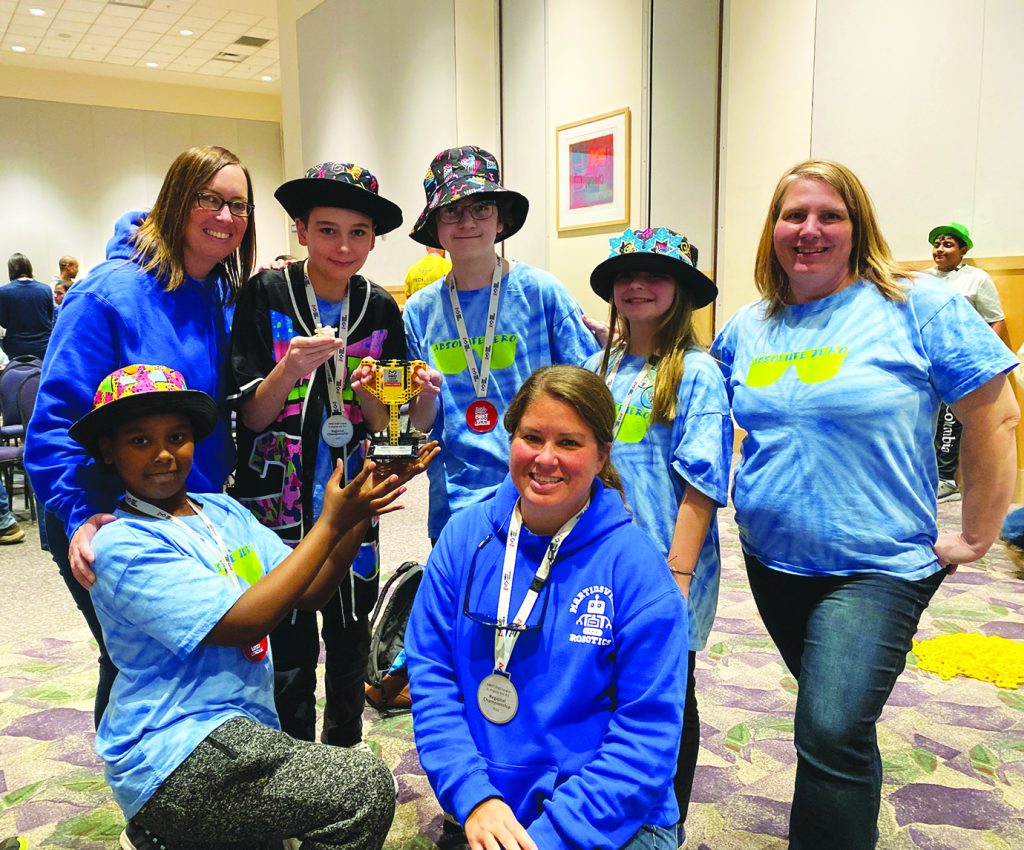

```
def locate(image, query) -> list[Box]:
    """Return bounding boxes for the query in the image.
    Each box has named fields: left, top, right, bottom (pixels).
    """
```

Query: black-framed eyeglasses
left=461, top=532, right=552, bottom=634
left=437, top=200, right=497, bottom=225
left=195, top=191, right=254, bottom=218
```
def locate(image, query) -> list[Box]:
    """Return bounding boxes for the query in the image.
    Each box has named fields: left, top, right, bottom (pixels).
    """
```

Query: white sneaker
left=937, top=479, right=961, bottom=502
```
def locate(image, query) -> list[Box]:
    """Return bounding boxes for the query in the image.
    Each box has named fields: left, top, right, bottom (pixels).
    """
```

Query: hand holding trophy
left=357, top=357, right=428, bottom=461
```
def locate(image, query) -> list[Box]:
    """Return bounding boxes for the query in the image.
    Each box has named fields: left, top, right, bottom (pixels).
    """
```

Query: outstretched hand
left=281, top=335, right=344, bottom=383
left=465, top=798, right=537, bottom=850
left=411, top=363, right=442, bottom=401
left=376, top=440, right=440, bottom=488
left=323, top=459, right=405, bottom=529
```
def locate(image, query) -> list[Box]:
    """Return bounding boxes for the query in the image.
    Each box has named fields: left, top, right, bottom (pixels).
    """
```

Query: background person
left=1, top=253, right=54, bottom=361
left=711, top=160, right=1019, bottom=850
left=928, top=221, right=1010, bottom=502
left=25, top=144, right=256, bottom=726
left=52, top=255, right=79, bottom=290
left=587, top=226, right=732, bottom=847
left=407, top=365, right=687, bottom=850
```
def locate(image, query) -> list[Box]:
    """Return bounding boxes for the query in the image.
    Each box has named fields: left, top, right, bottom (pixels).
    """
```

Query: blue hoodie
left=407, top=474, right=687, bottom=849
left=25, top=211, right=236, bottom=536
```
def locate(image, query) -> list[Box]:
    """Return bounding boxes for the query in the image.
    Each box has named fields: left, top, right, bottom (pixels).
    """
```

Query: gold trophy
left=359, top=357, right=427, bottom=460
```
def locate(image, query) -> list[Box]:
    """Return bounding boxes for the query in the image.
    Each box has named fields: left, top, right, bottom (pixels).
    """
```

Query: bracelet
left=669, top=567, right=694, bottom=577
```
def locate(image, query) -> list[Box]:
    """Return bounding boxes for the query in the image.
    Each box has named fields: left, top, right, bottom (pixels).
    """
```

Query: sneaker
left=937, top=480, right=961, bottom=503
left=345, top=740, right=373, bottom=755
left=0, top=522, right=25, bottom=545
left=120, top=821, right=170, bottom=850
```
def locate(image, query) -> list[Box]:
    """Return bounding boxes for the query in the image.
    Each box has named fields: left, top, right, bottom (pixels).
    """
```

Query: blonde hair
left=503, top=365, right=623, bottom=496
left=131, top=146, right=256, bottom=298
left=754, top=159, right=910, bottom=317
left=597, top=282, right=703, bottom=427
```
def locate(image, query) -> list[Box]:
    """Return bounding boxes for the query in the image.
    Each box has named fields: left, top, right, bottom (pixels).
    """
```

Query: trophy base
left=367, top=440, right=421, bottom=462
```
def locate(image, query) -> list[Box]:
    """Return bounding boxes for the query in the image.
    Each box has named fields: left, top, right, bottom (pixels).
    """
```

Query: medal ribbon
left=605, top=347, right=656, bottom=440
left=493, top=500, right=588, bottom=674
left=302, top=272, right=351, bottom=417
left=123, top=492, right=240, bottom=590
left=446, top=259, right=503, bottom=399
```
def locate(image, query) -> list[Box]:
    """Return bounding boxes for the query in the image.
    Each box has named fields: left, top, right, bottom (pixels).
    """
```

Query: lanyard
left=123, top=492, right=239, bottom=590
left=605, top=348, right=656, bottom=439
left=493, top=500, right=588, bottom=674
left=446, top=259, right=503, bottom=399
left=303, top=271, right=351, bottom=417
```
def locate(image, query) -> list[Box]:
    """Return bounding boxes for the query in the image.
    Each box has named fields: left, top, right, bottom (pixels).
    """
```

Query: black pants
left=933, top=402, right=962, bottom=480
left=271, top=573, right=378, bottom=746
left=673, top=650, right=699, bottom=823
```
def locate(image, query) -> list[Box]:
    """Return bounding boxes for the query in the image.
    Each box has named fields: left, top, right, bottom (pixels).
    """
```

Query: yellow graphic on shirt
left=213, top=544, right=265, bottom=587
left=431, top=334, right=519, bottom=375
left=746, top=346, right=848, bottom=388
left=616, top=403, right=650, bottom=443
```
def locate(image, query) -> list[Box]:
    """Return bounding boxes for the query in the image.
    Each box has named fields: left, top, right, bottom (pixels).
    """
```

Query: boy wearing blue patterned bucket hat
left=227, top=162, right=437, bottom=748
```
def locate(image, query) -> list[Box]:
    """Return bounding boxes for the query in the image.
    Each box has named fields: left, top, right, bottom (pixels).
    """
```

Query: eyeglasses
left=746, top=346, right=848, bottom=388
left=461, top=532, right=551, bottom=634
left=437, top=200, right=497, bottom=225
left=195, top=191, right=254, bottom=218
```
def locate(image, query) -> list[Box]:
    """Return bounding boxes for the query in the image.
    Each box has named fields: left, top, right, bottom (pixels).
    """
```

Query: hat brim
left=70, top=390, right=219, bottom=459
left=275, top=179, right=404, bottom=236
left=410, top=187, right=530, bottom=249
left=590, top=253, right=717, bottom=308
left=927, top=225, right=973, bottom=251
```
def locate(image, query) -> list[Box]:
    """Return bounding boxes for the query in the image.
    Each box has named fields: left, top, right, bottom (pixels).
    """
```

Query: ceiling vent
left=108, top=0, right=154, bottom=8
left=214, top=51, right=246, bottom=63
left=235, top=36, right=270, bottom=48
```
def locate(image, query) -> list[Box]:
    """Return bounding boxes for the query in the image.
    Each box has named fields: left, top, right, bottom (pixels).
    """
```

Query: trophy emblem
left=359, top=357, right=427, bottom=460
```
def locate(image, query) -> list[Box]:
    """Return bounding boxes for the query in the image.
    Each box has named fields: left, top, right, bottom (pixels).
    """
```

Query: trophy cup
left=359, top=357, right=427, bottom=461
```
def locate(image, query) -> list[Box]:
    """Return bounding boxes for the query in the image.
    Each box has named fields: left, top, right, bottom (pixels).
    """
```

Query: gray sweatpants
left=134, top=717, right=395, bottom=850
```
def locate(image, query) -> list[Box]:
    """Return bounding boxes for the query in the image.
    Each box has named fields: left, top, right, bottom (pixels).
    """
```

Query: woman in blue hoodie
left=25, top=145, right=256, bottom=726
left=407, top=365, right=687, bottom=850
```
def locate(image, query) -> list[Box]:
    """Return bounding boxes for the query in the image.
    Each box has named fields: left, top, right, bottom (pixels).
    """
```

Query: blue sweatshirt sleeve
left=528, top=579, right=688, bottom=849
left=25, top=288, right=127, bottom=535
left=406, top=526, right=505, bottom=823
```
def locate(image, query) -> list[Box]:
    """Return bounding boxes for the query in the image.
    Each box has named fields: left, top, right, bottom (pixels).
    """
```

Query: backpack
left=365, top=560, right=424, bottom=688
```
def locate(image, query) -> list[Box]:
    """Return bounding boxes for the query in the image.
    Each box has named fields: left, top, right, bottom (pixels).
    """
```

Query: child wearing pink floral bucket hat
left=586, top=226, right=732, bottom=848
left=75, top=363, right=408, bottom=850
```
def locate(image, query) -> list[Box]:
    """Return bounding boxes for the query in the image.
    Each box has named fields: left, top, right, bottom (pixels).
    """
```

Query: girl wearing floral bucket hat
left=354, top=146, right=600, bottom=545
left=586, top=226, right=733, bottom=846
left=74, top=364, right=410, bottom=850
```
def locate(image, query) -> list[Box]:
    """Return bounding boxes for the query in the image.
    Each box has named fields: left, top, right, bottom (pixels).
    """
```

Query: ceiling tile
left=150, top=0, right=191, bottom=12
left=196, top=61, right=229, bottom=75
left=243, top=27, right=275, bottom=40
left=61, top=0, right=106, bottom=10
left=138, top=9, right=179, bottom=26
left=222, top=12, right=262, bottom=26
left=89, top=24, right=130, bottom=37
left=53, top=10, right=96, bottom=24
left=132, top=19, right=169, bottom=34
left=50, top=18, right=90, bottom=33
left=98, top=6, right=143, bottom=21
left=209, top=21, right=245, bottom=35
left=36, top=45, right=74, bottom=57
left=183, top=6, right=223, bottom=23
left=104, top=54, right=137, bottom=65
left=109, top=46, right=144, bottom=58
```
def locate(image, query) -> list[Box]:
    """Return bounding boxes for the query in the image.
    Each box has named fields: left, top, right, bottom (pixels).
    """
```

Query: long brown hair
left=754, top=159, right=910, bottom=317
left=131, top=145, right=256, bottom=298
left=597, top=282, right=703, bottom=427
left=503, top=365, right=623, bottom=496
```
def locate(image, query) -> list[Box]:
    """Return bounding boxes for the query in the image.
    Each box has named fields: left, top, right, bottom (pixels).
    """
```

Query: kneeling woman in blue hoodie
left=407, top=365, right=687, bottom=850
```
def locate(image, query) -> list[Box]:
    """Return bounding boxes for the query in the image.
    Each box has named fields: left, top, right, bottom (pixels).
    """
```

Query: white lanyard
left=605, top=348, right=656, bottom=439
left=493, top=500, right=588, bottom=674
left=123, top=492, right=239, bottom=590
left=446, top=259, right=503, bottom=399
left=303, top=271, right=351, bottom=417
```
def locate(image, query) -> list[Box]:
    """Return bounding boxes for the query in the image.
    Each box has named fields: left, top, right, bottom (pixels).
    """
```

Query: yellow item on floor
left=913, top=633, right=1024, bottom=689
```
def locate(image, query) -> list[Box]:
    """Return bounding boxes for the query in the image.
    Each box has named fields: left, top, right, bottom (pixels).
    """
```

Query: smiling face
left=296, top=206, right=375, bottom=295
left=434, top=198, right=503, bottom=264
left=612, top=270, right=677, bottom=330
left=99, top=412, right=195, bottom=514
left=182, top=163, right=249, bottom=280
left=773, top=177, right=854, bottom=303
left=932, top=234, right=967, bottom=272
left=509, top=393, right=608, bottom=536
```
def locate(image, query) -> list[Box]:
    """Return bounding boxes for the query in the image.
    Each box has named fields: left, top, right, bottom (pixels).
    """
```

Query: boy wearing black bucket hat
left=76, top=364, right=403, bottom=850
left=227, top=163, right=437, bottom=747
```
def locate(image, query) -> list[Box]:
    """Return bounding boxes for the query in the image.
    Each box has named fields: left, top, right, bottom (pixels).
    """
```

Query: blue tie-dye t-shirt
left=711, top=277, right=1018, bottom=579
left=585, top=348, right=732, bottom=650
left=404, top=261, right=600, bottom=538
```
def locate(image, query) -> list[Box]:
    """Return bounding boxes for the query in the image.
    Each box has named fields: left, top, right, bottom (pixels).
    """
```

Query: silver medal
left=477, top=673, right=519, bottom=724
left=321, top=414, right=354, bottom=448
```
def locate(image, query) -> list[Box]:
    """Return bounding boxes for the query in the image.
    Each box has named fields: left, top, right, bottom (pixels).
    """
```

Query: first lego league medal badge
left=321, top=413, right=354, bottom=448
left=243, top=636, right=269, bottom=662
left=466, top=399, right=498, bottom=433
left=477, top=673, right=518, bottom=724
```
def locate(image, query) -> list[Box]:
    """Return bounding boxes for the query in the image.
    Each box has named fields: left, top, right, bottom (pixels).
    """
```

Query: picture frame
left=555, top=107, right=630, bottom=233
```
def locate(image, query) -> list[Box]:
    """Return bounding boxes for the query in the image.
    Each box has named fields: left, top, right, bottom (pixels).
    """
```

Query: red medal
left=466, top=399, right=498, bottom=433
left=243, top=636, right=269, bottom=662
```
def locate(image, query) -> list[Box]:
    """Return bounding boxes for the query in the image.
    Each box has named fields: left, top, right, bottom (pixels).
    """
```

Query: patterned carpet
left=1, top=496, right=1022, bottom=849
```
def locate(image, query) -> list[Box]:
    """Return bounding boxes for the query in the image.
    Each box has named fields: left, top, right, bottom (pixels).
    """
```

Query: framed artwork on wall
left=555, top=107, right=630, bottom=233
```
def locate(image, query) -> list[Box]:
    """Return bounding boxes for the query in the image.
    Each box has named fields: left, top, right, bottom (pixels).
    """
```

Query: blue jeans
left=0, top=478, right=15, bottom=530
left=619, top=824, right=677, bottom=850
left=744, top=554, right=946, bottom=850
left=47, top=510, right=117, bottom=727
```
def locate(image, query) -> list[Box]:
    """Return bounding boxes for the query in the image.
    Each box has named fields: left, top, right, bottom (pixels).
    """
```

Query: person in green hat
left=928, top=222, right=1008, bottom=502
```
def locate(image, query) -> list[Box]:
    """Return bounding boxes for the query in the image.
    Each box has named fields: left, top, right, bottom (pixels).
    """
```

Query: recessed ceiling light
left=146, top=61, right=159, bottom=68
left=261, top=75, right=273, bottom=82
left=11, top=45, right=27, bottom=53
left=179, top=29, right=193, bottom=36
left=30, top=8, right=46, bottom=16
